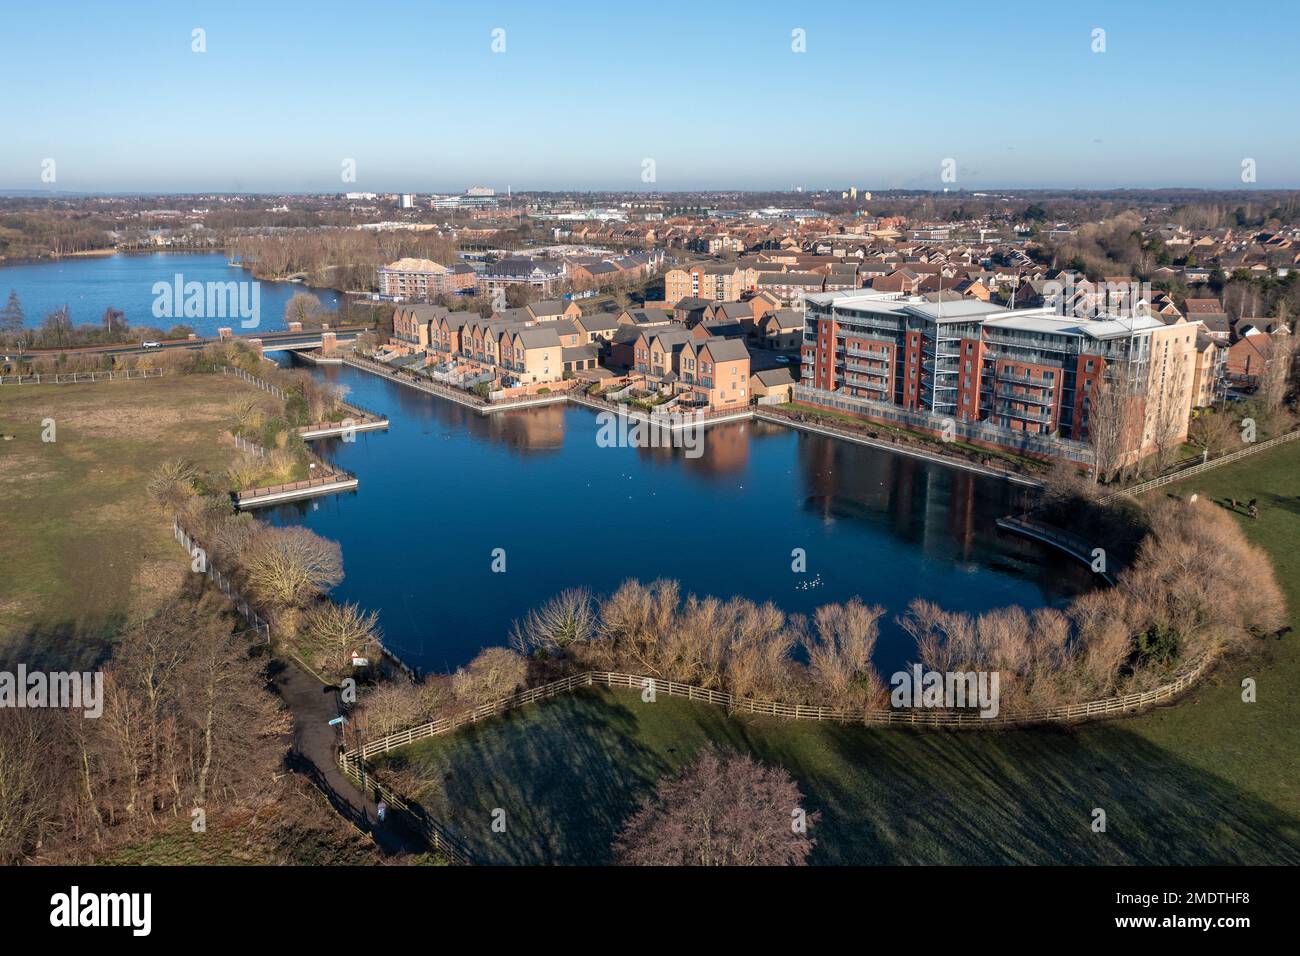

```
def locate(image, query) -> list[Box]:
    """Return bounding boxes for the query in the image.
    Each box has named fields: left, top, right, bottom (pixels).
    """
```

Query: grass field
left=0, top=374, right=271, bottom=668
left=377, top=439, right=1300, bottom=865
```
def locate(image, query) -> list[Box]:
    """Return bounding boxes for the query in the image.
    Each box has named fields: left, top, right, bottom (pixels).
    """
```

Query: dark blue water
left=268, top=361, right=1091, bottom=674
left=0, top=252, right=340, bottom=337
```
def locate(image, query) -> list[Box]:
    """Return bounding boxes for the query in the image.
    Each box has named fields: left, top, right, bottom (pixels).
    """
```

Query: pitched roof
left=699, top=338, right=750, bottom=362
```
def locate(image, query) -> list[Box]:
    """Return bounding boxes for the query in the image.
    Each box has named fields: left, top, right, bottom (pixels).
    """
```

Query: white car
left=775, top=355, right=791, bottom=363
left=141, top=341, right=161, bottom=349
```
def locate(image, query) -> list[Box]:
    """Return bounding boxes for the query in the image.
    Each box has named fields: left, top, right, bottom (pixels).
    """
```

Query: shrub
left=451, top=647, right=527, bottom=707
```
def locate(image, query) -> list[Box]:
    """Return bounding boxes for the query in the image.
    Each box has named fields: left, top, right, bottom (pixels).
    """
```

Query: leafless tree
left=802, top=599, right=885, bottom=710
left=1086, top=364, right=1145, bottom=483
left=1258, top=328, right=1294, bottom=412
left=1188, top=408, right=1238, bottom=459
left=241, top=526, right=343, bottom=609
left=613, top=748, right=817, bottom=866
left=508, top=587, right=596, bottom=655
left=299, top=601, right=380, bottom=678
left=284, top=292, right=323, bottom=327
left=451, top=647, right=528, bottom=707
left=0, top=710, right=68, bottom=863
left=146, top=458, right=199, bottom=512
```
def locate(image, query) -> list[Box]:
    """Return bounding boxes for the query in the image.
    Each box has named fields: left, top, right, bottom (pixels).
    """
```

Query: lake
left=268, top=359, right=1092, bottom=675
left=0, top=252, right=340, bottom=338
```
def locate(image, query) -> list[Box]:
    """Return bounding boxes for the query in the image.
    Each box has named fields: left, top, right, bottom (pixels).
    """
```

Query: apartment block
left=665, top=263, right=744, bottom=302
left=379, top=258, right=476, bottom=298
left=799, top=290, right=1197, bottom=462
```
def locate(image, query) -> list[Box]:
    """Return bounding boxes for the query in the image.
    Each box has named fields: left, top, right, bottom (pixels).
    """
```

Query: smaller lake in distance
left=268, top=360, right=1094, bottom=675
left=0, top=252, right=340, bottom=337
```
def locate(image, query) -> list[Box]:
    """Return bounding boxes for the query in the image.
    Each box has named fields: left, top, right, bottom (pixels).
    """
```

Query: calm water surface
left=268, top=360, right=1091, bottom=674
left=1, top=252, right=340, bottom=336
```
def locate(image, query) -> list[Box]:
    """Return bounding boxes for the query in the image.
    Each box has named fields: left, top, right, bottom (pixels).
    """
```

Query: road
left=273, top=660, right=428, bottom=857
left=3, top=325, right=370, bottom=362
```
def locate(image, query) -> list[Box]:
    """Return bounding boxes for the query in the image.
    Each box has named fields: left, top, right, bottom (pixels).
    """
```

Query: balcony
left=995, top=387, right=1054, bottom=406
left=995, top=402, right=1053, bottom=424
left=996, top=369, right=1056, bottom=387
left=844, top=375, right=888, bottom=393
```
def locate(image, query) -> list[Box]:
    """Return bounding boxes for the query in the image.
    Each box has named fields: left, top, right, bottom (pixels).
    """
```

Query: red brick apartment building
left=799, top=290, right=1196, bottom=463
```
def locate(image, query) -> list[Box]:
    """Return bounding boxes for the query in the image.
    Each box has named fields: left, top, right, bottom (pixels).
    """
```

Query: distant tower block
left=218, top=327, right=233, bottom=340
left=321, top=331, right=338, bottom=354
left=288, top=321, right=303, bottom=333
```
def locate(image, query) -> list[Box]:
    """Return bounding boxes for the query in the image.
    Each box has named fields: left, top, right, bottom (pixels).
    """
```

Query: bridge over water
left=4, top=325, right=371, bottom=364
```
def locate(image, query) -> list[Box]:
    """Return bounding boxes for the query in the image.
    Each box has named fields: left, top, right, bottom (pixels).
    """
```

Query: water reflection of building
left=630, top=419, right=751, bottom=479
left=483, top=405, right=565, bottom=453
left=796, top=432, right=990, bottom=561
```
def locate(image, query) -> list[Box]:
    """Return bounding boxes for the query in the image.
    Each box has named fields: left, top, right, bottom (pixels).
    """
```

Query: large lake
left=269, top=360, right=1091, bottom=674
left=7, top=251, right=1090, bottom=673
left=0, top=252, right=340, bottom=337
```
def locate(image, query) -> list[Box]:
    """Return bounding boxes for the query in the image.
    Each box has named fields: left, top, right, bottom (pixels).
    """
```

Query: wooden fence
left=236, top=469, right=357, bottom=505
left=336, top=751, right=475, bottom=865
left=336, top=657, right=1212, bottom=863
left=296, top=400, right=388, bottom=435
left=347, top=656, right=1212, bottom=762
left=0, top=367, right=166, bottom=386
left=220, top=363, right=288, bottom=400
left=230, top=431, right=358, bottom=506
left=171, top=520, right=270, bottom=641
left=1101, top=428, right=1300, bottom=502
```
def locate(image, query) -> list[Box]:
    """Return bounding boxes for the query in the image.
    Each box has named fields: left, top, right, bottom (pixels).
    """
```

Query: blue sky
left=1, top=0, right=1297, bottom=193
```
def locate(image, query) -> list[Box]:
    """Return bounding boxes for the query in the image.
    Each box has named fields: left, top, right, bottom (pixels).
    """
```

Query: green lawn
left=0, top=374, right=269, bottom=668
left=376, top=440, right=1300, bottom=865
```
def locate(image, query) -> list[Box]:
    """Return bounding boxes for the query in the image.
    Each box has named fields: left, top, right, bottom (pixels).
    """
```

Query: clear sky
left=2, top=0, right=1297, bottom=193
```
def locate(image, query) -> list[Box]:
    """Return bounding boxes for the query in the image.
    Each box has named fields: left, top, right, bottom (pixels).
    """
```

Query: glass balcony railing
left=994, top=387, right=1054, bottom=406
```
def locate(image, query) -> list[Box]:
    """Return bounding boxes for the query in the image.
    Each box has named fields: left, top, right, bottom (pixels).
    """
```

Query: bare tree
left=508, top=587, right=597, bottom=654
left=451, top=647, right=528, bottom=707
left=1188, top=408, right=1237, bottom=458
left=1257, top=328, right=1294, bottom=412
left=299, top=601, right=380, bottom=678
left=241, top=526, right=343, bottom=609
left=613, top=748, right=817, bottom=866
left=802, top=599, right=885, bottom=710
left=284, top=292, right=322, bottom=327
left=0, top=710, right=68, bottom=863
left=146, top=458, right=199, bottom=513
left=1086, top=364, right=1145, bottom=483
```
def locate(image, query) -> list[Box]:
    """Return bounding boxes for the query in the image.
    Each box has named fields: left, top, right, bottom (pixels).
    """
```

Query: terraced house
left=680, top=337, right=751, bottom=409
left=799, top=290, right=1197, bottom=463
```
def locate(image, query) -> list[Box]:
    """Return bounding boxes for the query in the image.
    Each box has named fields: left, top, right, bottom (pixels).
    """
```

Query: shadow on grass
left=0, top=616, right=121, bottom=672
left=379, top=688, right=1300, bottom=866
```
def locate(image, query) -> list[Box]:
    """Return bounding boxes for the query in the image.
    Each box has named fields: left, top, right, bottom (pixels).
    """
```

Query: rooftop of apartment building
left=807, top=289, right=1167, bottom=339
